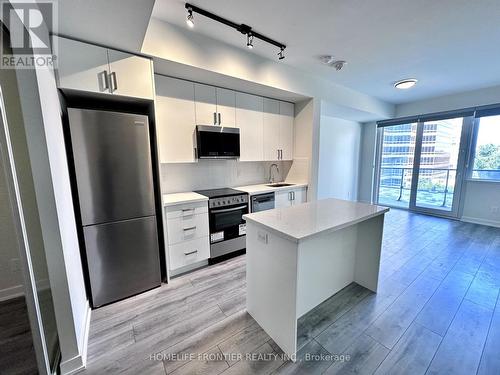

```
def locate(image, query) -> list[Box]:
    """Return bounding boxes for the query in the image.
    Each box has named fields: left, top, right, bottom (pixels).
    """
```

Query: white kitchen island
left=243, top=198, right=389, bottom=359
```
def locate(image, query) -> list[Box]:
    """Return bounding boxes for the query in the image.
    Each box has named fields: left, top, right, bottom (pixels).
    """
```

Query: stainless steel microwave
left=196, top=125, right=240, bottom=159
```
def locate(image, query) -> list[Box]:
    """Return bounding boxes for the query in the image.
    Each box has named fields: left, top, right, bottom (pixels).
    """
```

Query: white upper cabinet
left=263, top=98, right=294, bottom=161
left=236, top=92, right=264, bottom=161
left=155, top=76, right=196, bottom=163
left=56, top=37, right=110, bottom=94
left=263, top=98, right=281, bottom=161
left=216, top=88, right=236, bottom=127
left=194, top=83, right=217, bottom=125
left=279, top=101, right=295, bottom=160
left=194, top=84, right=236, bottom=126
left=107, top=50, right=154, bottom=100
left=153, top=76, right=294, bottom=163
left=54, top=36, right=154, bottom=99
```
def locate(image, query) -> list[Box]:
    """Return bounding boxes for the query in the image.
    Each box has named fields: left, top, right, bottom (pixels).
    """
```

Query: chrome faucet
left=269, top=163, right=280, bottom=184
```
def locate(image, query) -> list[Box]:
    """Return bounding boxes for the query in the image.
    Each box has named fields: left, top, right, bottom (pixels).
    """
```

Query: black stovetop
left=195, top=188, right=246, bottom=199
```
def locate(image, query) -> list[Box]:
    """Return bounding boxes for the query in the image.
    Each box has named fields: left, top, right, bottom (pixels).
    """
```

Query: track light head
left=186, top=8, right=194, bottom=28
left=278, top=47, right=285, bottom=60
left=247, top=33, right=254, bottom=49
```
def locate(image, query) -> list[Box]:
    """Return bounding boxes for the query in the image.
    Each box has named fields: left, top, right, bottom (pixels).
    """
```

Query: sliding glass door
left=377, top=123, right=417, bottom=209
left=376, top=116, right=470, bottom=218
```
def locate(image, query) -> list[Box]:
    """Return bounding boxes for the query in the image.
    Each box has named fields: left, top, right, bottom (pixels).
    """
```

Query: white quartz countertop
left=235, top=182, right=308, bottom=195
left=243, top=198, right=389, bottom=243
left=162, top=192, right=208, bottom=207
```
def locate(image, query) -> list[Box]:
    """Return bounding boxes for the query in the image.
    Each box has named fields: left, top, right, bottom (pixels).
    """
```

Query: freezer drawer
left=68, top=108, right=155, bottom=225
left=83, top=216, right=161, bottom=307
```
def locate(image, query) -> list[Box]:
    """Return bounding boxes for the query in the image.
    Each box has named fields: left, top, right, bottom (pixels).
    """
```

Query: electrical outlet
left=10, top=258, right=20, bottom=273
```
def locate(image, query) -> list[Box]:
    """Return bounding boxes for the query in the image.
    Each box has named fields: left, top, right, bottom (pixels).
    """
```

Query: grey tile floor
left=82, top=209, right=500, bottom=375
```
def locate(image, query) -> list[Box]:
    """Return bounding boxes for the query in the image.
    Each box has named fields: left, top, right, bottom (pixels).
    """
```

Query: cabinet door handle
left=98, top=70, right=109, bottom=92
left=182, top=208, right=195, bottom=216
left=280, top=149, right=283, bottom=159
left=213, top=112, right=217, bottom=125
left=288, top=191, right=292, bottom=201
left=110, top=71, right=118, bottom=93
left=277, top=149, right=280, bottom=160
left=292, top=191, right=295, bottom=200
left=218, top=113, right=221, bottom=125
left=184, top=250, right=198, bottom=256
left=183, top=226, right=197, bottom=231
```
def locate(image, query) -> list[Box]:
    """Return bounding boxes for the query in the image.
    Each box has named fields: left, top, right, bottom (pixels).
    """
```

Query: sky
left=477, top=115, right=500, bottom=147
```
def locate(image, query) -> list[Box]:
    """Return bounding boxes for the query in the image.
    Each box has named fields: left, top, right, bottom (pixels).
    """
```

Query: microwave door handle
left=211, top=205, right=247, bottom=213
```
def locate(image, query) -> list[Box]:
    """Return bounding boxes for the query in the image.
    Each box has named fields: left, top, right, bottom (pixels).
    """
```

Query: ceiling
left=152, top=0, right=500, bottom=104
left=52, top=0, right=155, bottom=52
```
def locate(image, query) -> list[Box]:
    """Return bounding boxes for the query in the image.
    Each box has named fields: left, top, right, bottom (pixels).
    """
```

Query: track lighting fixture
left=186, top=7, right=194, bottom=28
left=185, top=3, right=286, bottom=60
left=278, top=47, right=285, bottom=60
left=246, top=33, right=254, bottom=49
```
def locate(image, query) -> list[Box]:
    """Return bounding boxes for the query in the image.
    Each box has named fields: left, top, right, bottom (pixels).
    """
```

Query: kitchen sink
left=265, top=183, right=295, bottom=187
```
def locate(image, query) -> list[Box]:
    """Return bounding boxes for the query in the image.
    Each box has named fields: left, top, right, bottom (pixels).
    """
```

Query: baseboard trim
left=0, top=284, right=24, bottom=302
left=461, top=216, right=500, bottom=228
left=59, top=301, right=91, bottom=375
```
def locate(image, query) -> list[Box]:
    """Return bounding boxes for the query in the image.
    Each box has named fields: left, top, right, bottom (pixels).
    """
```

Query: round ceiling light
left=394, top=78, right=418, bottom=89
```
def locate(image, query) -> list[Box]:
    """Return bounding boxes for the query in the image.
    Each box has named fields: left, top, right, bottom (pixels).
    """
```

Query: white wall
left=34, top=64, right=90, bottom=373
left=6, top=6, right=90, bottom=373
left=317, top=116, right=361, bottom=201
left=358, top=122, right=378, bottom=203
left=161, top=160, right=292, bottom=194
left=396, top=84, right=500, bottom=118
left=0, top=116, right=24, bottom=302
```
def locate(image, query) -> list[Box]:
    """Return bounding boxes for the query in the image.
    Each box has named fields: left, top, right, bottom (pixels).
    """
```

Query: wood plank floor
left=0, top=296, right=38, bottom=375
left=82, top=209, right=500, bottom=375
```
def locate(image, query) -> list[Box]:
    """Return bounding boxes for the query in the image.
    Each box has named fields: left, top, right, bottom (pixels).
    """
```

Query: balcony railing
left=379, top=167, right=456, bottom=208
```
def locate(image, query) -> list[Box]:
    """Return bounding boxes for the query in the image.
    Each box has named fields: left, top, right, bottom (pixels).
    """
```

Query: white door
left=279, top=101, right=294, bottom=160
left=291, top=187, right=307, bottom=205
left=155, top=76, right=197, bottom=163
left=216, top=88, right=236, bottom=127
left=107, top=50, right=154, bottom=99
left=194, top=83, right=217, bottom=125
left=236, top=92, right=264, bottom=161
left=275, top=190, right=291, bottom=208
left=263, top=98, right=281, bottom=161
left=55, top=36, right=110, bottom=94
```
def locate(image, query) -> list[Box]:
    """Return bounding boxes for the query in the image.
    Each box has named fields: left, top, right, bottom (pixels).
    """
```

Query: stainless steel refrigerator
left=67, top=108, right=161, bottom=307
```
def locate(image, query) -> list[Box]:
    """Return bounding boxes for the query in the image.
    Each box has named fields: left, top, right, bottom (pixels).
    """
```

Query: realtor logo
left=1, top=0, right=57, bottom=69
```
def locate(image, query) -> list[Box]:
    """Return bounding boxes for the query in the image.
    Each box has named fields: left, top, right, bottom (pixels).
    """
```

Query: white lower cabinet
left=169, top=237, right=210, bottom=271
left=291, top=187, right=307, bottom=205
left=166, top=201, right=210, bottom=273
left=275, top=187, right=307, bottom=208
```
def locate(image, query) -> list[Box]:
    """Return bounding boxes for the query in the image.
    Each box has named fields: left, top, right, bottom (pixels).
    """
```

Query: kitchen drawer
left=169, top=236, right=210, bottom=270
left=166, top=201, right=208, bottom=219
left=167, top=213, right=209, bottom=245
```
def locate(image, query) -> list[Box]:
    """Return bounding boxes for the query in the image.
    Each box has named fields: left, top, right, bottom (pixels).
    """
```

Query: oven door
left=209, top=204, right=248, bottom=244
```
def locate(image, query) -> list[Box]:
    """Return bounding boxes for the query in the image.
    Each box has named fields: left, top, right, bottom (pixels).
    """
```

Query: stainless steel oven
left=195, top=188, right=249, bottom=260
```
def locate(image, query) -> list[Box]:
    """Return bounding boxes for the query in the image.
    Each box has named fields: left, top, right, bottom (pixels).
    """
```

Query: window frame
left=466, top=115, right=500, bottom=183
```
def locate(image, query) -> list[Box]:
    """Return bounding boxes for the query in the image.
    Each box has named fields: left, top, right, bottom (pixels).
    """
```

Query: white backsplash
left=161, top=160, right=293, bottom=194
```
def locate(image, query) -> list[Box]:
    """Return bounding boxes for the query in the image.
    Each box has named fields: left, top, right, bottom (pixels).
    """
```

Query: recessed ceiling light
left=394, top=79, right=418, bottom=89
